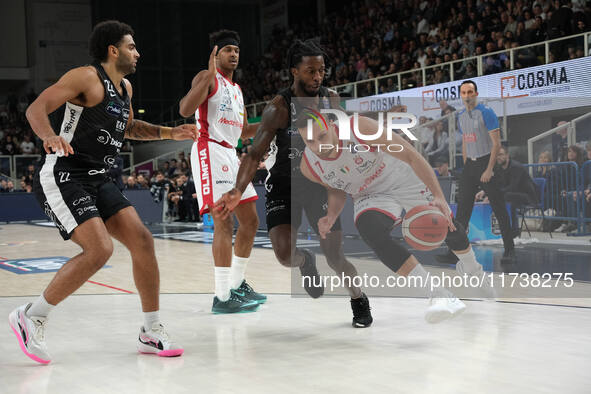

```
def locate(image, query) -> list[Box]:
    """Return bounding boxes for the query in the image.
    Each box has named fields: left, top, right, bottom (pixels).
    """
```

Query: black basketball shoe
left=351, top=293, right=373, bottom=328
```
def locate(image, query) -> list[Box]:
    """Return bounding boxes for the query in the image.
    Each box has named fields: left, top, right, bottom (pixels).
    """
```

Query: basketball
left=402, top=205, right=449, bottom=251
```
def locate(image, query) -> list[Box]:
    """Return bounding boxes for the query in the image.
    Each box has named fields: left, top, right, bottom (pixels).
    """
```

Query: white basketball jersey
left=302, top=136, right=419, bottom=197
left=195, top=69, right=245, bottom=147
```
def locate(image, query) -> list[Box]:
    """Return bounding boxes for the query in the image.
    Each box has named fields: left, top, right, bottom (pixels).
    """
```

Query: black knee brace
left=444, top=219, right=470, bottom=251
left=356, top=210, right=411, bottom=272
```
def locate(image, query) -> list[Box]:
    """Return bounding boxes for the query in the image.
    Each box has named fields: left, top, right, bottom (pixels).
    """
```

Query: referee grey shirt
left=458, top=103, right=499, bottom=159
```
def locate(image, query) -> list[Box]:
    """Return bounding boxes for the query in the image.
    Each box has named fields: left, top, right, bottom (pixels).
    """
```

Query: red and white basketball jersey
left=302, top=136, right=419, bottom=197
left=195, top=69, right=245, bottom=147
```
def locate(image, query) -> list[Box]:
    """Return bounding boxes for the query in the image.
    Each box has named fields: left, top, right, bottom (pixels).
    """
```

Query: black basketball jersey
left=45, top=63, right=130, bottom=178
left=267, top=86, right=332, bottom=181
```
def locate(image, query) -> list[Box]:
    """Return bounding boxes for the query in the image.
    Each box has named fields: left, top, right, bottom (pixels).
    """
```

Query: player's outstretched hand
left=429, top=196, right=456, bottom=232
left=171, top=124, right=198, bottom=141
left=214, top=188, right=242, bottom=220
left=43, top=135, right=74, bottom=156
left=208, top=45, right=218, bottom=78
left=317, top=215, right=336, bottom=239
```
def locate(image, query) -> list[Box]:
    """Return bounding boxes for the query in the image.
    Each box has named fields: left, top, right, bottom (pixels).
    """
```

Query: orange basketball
left=401, top=205, right=449, bottom=251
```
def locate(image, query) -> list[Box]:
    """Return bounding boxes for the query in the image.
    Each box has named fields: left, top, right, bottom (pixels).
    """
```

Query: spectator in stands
left=433, top=158, right=452, bottom=177
left=150, top=171, right=171, bottom=203
left=7, top=180, right=16, bottom=192
left=125, top=176, right=141, bottom=190
left=179, top=159, right=190, bottom=175
left=20, top=134, right=35, bottom=154
left=236, top=0, right=581, bottom=108
left=168, top=159, right=178, bottom=178
left=162, top=161, right=170, bottom=174
left=555, top=144, right=586, bottom=232
left=424, top=120, right=449, bottom=165
left=534, top=150, right=553, bottom=178
left=136, top=174, right=149, bottom=189
left=169, top=174, right=199, bottom=222
left=23, top=164, right=35, bottom=186
left=2, top=135, right=18, bottom=155
left=493, top=146, right=539, bottom=237
left=0, top=179, right=7, bottom=192
left=552, top=121, right=569, bottom=161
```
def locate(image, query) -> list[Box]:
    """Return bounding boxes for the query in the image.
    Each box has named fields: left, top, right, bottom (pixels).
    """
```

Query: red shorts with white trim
left=353, top=181, right=433, bottom=225
left=190, top=139, right=257, bottom=215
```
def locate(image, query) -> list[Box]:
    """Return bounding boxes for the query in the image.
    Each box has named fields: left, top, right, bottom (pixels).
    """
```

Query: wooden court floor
left=1, top=223, right=591, bottom=393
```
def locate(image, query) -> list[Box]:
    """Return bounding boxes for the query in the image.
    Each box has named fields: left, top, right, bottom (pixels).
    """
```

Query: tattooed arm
left=125, top=119, right=166, bottom=140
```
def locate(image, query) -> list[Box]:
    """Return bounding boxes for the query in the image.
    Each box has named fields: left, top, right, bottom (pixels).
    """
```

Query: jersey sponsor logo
left=218, top=117, right=243, bottom=128
left=104, top=155, right=116, bottom=166
left=89, top=169, right=107, bottom=175
left=104, top=80, right=117, bottom=97
left=116, top=120, right=127, bottom=132
left=325, top=171, right=336, bottom=181
left=216, top=180, right=233, bottom=184
left=72, top=196, right=92, bottom=206
left=97, top=129, right=123, bottom=148
left=355, top=157, right=378, bottom=174
left=358, top=162, right=387, bottom=193
left=63, top=108, right=78, bottom=134
left=76, top=205, right=98, bottom=216
left=219, top=103, right=232, bottom=112
left=106, top=101, right=123, bottom=117
left=199, top=148, right=211, bottom=195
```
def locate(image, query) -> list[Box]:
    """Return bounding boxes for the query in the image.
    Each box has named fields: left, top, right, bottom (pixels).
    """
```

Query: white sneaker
left=137, top=323, right=184, bottom=357
left=8, top=303, right=51, bottom=364
left=456, top=261, right=498, bottom=299
left=425, top=295, right=466, bottom=324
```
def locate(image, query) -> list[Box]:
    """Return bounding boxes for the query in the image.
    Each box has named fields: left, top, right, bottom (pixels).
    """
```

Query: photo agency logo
left=303, top=108, right=418, bottom=153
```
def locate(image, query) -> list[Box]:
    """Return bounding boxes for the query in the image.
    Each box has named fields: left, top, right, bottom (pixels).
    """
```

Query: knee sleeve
left=356, top=210, right=411, bottom=272
left=444, top=219, right=470, bottom=251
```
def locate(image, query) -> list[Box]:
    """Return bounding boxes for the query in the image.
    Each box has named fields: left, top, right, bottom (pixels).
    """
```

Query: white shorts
left=190, top=139, right=257, bottom=215
left=353, top=179, right=433, bottom=225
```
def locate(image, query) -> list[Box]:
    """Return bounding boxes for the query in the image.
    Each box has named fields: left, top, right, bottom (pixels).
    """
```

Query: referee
left=443, top=80, right=515, bottom=264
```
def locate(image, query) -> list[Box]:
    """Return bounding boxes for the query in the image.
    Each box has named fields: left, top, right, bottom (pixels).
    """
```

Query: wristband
left=160, top=126, right=172, bottom=140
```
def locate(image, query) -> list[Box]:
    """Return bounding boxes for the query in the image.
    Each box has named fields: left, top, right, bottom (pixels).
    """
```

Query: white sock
left=455, top=248, right=481, bottom=273
left=27, top=293, right=54, bottom=318
left=144, top=311, right=160, bottom=330
left=408, top=264, right=448, bottom=298
left=230, top=255, right=249, bottom=289
left=215, top=267, right=232, bottom=301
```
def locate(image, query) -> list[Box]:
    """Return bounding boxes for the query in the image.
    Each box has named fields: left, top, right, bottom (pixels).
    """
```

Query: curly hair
left=89, top=20, right=134, bottom=62
left=286, top=39, right=326, bottom=69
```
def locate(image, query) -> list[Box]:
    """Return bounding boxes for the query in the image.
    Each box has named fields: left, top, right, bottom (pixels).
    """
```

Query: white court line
left=557, top=249, right=591, bottom=254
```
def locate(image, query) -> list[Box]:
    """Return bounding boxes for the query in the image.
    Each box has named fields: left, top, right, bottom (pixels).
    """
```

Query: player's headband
left=214, top=38, right=239, bottom=54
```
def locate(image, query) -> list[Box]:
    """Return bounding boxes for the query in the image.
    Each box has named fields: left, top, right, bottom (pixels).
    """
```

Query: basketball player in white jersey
left=296, top=114, right=496, bottom=322
left=179, top=30, right=265, bottom=313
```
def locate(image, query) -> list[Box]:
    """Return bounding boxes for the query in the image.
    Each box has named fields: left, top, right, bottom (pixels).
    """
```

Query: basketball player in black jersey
left=216, top=40, right=372, bottom=328
left=8, top=21, right=195, bottom=364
